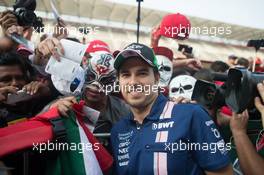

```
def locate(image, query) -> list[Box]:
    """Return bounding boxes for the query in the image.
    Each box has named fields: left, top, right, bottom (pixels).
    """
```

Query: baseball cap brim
left=114, top=49, right=156, bottom=70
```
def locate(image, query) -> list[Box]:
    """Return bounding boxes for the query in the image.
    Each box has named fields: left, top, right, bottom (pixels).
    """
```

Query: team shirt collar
left=127, top=94, right=168, bottom=122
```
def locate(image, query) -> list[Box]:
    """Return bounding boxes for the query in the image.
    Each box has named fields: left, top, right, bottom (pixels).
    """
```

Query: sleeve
left=190, top=105, right=231, bottom=171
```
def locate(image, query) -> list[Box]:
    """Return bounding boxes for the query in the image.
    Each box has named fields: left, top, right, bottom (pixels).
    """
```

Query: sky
left=107, top=0, right=264, bottom=29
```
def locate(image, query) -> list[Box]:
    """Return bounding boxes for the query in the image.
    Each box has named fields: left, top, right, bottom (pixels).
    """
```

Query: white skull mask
left=169, top=75, right=196, bottom=99
left=156, top=55, right=173, bottom=87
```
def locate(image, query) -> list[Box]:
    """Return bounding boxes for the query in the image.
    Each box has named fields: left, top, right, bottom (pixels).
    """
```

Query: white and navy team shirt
left=111, top=94, right=230, bottom=175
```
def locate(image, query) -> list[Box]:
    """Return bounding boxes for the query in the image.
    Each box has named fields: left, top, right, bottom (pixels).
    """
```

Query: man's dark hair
left=237, top=57, right=249, bottom=68
left=210, top=61, right=229, bottom=73
left=228, top=55, right=237, bottom=60
left=0, top=51, right=28, bottom=79
left=193, top=68, right=214, bottom=82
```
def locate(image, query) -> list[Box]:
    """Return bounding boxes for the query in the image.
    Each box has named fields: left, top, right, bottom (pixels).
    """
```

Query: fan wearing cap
left=150, top=21, right=202, bottom=73
left=81, top=40, right=129, bottom=124
left=111, top=43, right=233, bottom=175
left=82, top=40, right=111, bottom=69
left=227, top=55, right=238, bottom=67
left=46, top=40, right=130, bottom=152
left=254, top=57, right=264, bottom=72
left=81, top=50, right=130, bottom=150
left=38, top=38, right=127, bottom=116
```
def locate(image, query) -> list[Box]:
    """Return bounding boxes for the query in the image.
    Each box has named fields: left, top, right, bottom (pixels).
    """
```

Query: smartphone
left=6, top=90, right=33, bottom=105
left=178, top=44, right=193, bottom=54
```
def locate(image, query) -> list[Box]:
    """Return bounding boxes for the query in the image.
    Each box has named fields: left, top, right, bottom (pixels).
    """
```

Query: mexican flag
left=0, top=101, right=113, bottom=175
left=46, top=101, right=113, bottom=175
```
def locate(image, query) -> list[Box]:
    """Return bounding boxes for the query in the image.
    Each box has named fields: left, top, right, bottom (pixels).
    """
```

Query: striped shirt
left=111, top=94, right=230, bottom=175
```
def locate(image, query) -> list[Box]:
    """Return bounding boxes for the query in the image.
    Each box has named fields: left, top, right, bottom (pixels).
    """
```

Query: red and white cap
left=159, top=13, right=191, bottom=40
left=86, top=40, right=110, bottom=53
left=153, top=46, right=173, bottom=61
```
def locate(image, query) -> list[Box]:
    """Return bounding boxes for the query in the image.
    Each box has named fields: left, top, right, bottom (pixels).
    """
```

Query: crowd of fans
left=0, top=8, right=264, bottom=175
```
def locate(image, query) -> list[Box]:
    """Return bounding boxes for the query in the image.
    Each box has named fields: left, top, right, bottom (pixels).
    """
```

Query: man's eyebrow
left=0, top=75, right=9, bottom=80
left=137, top=68, right=149, bottom=72
left=119, top=69, right=129, bottom=73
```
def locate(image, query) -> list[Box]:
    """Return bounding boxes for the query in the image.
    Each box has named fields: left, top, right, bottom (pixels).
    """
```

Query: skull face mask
left=169, top=75, right=196, bottom=99
left=153, top=46, right=174, bottom=87
left=157, top=55, right=173, bottom=87
left=83, top=52, right=116, bottom=93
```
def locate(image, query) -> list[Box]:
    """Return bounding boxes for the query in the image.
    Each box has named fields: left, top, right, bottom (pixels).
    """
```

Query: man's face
left=0, top=37, right=14, bottom=51
left=118, top=57, right=159, bottom=108
left=84, top=83, right=106, bottom=102
left=0, top=65, right=26, bottom=89
left=228, top=58, right=236, bottom=66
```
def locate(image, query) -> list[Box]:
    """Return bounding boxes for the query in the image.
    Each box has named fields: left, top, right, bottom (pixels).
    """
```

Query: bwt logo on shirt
left=152, top=121, right=174, bottom=130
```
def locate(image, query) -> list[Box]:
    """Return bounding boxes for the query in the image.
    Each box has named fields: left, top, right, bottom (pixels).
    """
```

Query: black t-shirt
left=93, top=95, right=130, bottom=153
